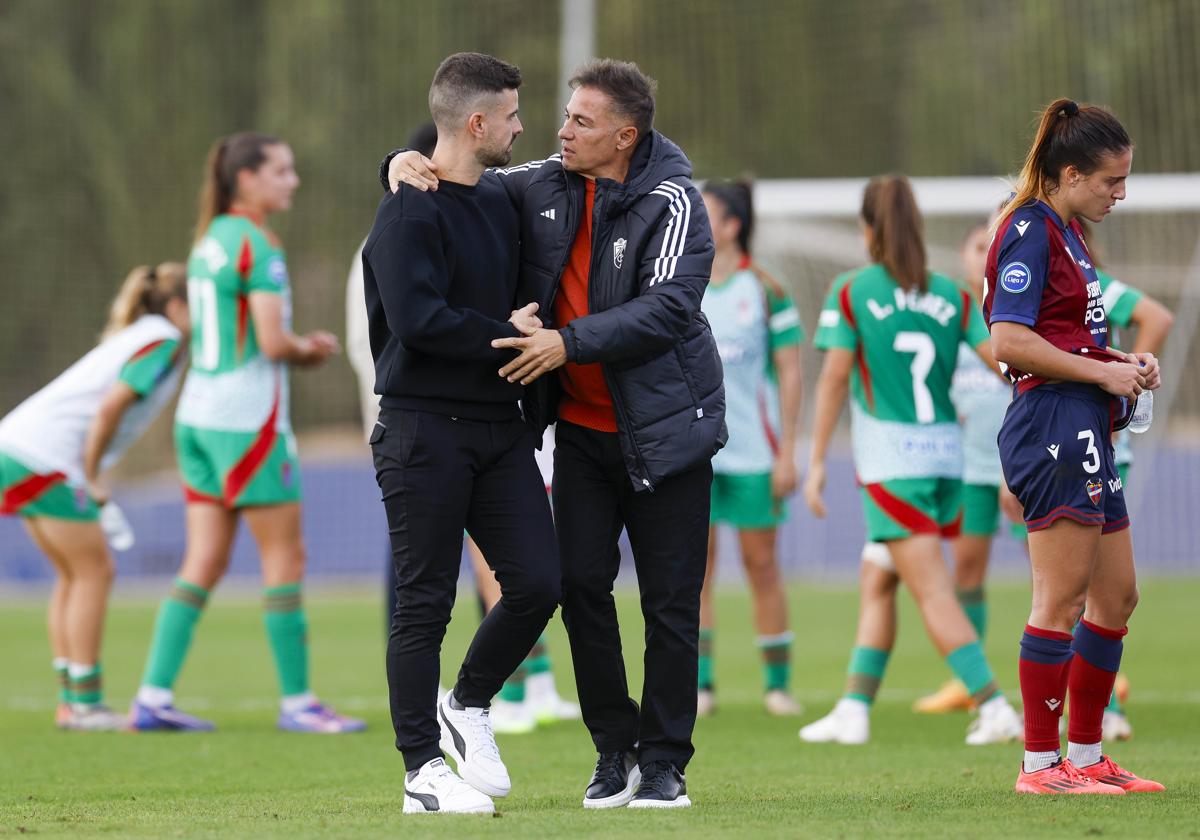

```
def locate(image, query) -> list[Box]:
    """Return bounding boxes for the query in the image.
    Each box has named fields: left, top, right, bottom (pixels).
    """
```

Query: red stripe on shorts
left=864, top=482, right=939, bottom=534
left=1, top=471, right=67, bottom=514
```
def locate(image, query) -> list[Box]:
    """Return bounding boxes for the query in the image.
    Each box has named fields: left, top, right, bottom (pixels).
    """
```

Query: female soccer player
left=0, top=264, right=190, bottom=730
left=695, top=180, right=804, bottom=717
left=985, top=99, right=1163, bottom=794
left=800, top=175, right=1022, bottom=746
left=129, top=132, right=363, bottom=734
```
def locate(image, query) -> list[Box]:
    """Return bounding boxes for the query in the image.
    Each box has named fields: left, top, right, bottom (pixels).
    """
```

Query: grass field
left=1, top=578, right=1197, bottom=838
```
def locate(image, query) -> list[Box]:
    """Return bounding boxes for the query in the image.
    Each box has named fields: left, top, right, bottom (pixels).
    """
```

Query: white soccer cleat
left=489, top=698, right=536, bottom=735
left=798, top=698, right=870, bottom=745
left=525, top=672, right=581, bottom=723
left=438, top=692, right=511, bottom=797
left=63, top=704, right=128, bottom=732
left=764, top=689, right=803, bottom=717
left=402, top=757, right=494, bottom=815
left=965, top=696, right=1023, bottom=745
left=696, top=688, right=716, bottom=718
left=1102, top=710, right=1133, bottom=742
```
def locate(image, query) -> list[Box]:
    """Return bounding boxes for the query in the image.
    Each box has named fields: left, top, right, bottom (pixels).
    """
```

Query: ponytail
left=101, top=262, right=188, bottom=339
left=193, top=131, right=281, bottom=244
left=702, top=178, right=756, bottom=256
left=861, top=175, right=927, bottom=293
left=995, top=98, right=1131, bottom=231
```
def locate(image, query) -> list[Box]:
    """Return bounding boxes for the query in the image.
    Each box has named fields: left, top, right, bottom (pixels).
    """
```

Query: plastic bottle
left=1128, top=389, right=1153, bottom=434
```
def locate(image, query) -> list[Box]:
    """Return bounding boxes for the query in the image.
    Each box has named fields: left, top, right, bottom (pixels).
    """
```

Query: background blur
left=2, top=0, right=1198, bottom=583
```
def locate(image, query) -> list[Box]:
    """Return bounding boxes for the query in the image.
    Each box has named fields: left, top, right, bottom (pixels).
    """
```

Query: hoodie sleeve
left=560, top=180, right=714, bottom=365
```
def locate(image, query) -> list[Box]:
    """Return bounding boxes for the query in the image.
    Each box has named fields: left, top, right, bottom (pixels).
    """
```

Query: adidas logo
left=1015, top=220, right=1031, bottom=236
left=540, top=208, right=557, bottom=221
left=1046, top=444, right=1060, bottom=460
left=1045, top=698, right=1061, bottom=711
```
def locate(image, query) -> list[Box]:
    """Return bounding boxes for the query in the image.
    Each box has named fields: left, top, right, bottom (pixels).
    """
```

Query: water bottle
left=100, top=502, right=136, bottom=551
left=1127, top=389, right=1153, bottom=434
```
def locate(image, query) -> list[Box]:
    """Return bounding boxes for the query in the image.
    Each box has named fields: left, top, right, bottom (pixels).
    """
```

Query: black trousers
left=553, top=421, right=712, bottom=771
left=372, top=408, right=560, bottom=770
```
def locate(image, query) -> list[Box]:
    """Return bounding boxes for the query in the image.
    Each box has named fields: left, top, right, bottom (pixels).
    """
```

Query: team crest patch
left=1086, top=478, right=1103, bottom=506
left=267, top=256, right=289, bottom=287
left=1000, top=261, right=1031, bottom=294
left=613, top=238, right=626, bottom=269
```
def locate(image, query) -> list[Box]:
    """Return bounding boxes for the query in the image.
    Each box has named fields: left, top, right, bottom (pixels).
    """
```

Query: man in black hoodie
left=362, top=52, right=560, bottom=816
left=386, top=59, right=725, bottom=810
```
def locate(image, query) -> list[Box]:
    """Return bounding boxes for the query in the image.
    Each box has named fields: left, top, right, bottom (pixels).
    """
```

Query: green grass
left=1, top=579, right=1197, bottom=838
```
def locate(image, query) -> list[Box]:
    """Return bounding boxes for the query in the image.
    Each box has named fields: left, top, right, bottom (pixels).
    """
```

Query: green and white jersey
left=951, top=340, right=1009, bottom=486
left=177, top=214, right=292, bottom=433
left=1099, top=269, right=1143, bottom=467
left=703, top=267, right=804, bottom=474
left=0, top=315, right=184, bottom=485
left=815, top=265, right=989, bottom=483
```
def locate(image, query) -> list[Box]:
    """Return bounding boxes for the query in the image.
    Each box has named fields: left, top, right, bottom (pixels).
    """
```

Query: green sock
left=263, top=583, right=309, bottom=697
left=1106, top=691, right=1123, bottom=714
left=68, top=663, right=102, bottom=705
left=498, top=661, right=529, bottom=703
left=957, top=586, right=988, bottom=643
left=946, top=641, right=999, bottom=705
left=53, top=658, right=69, bottom=704
left=758, top=632, right=793, bottom=692
left=141, top=578, right=209, bottom=690
left=698, top=629, right=715, bottom=690
left=845, top=646, right=890, bottom=705
left=525, top=633, right=551, bottom=676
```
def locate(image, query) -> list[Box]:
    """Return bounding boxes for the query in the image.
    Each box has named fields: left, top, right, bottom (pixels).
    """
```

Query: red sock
left=1018, top=625, right=1074, bottom=752
left=1067, top=620, right=1126, bottom=745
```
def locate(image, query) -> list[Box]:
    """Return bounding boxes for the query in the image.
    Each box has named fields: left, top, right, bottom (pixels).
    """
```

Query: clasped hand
left=495, top=302, right=567, bottom=385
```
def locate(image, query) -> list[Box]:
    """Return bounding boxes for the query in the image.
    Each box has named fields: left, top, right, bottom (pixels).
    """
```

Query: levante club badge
left=1086, top=479, right=1104, bottom=506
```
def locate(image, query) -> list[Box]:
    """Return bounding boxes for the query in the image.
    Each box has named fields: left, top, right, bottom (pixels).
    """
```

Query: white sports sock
left=67, top=662, right=97, bottom=679
left=52, top=657, right=69, bottom=671
left=281, top=691, right=318, bottom=714
left=1067, top=741, right=1102, bottom=768
left=1023, top=749, right=1060, bottom=773
left=137, top=685, right=174, bottom=708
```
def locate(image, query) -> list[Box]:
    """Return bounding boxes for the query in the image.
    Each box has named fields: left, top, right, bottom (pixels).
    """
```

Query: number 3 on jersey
left=188, top=277, right=220, bottom=371
left=894, top=331, right=936, bottom=423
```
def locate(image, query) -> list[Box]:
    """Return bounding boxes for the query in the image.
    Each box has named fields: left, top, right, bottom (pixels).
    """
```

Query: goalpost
left=748, top=174, right=1200, bottom=576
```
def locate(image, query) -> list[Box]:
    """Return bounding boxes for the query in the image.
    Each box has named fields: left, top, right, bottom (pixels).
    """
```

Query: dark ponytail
left=861, top=175, right=927, bottom=293
left=996, top=98, right=1131, bottom=231
left=193, top=131, right=281, bottom=244
left=702, top=178, right=755, bottom=256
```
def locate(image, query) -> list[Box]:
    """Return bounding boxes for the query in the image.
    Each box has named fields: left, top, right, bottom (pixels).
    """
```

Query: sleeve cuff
left=378, top=148, right=405, bottom=192
left=558, top=326, right=576, bottom=363
left=988, top=312, right=1037, bottom=328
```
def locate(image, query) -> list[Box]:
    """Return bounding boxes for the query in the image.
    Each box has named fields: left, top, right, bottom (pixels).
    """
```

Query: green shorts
left=1009, top=463, right=1131, bottom=540
left=0, top=449, right=99, bottom=521
left=175, top=423, right=301, bottom=509
left=860, top=477, right=962, bottom=542
left=710, top=472, right=787, bottom=529
left=962, top=482, right=1001, bottom=537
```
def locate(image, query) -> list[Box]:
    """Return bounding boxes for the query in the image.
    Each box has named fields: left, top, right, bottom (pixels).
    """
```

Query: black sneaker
left=628, top=760, right=691, bottom=809
left=582, top=750, right=641, bottom=809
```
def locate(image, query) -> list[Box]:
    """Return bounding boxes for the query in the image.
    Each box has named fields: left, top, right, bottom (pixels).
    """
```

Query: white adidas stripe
left=497, top=154, right=561, bottom=175
left=649, top=181, right=690, bottom=286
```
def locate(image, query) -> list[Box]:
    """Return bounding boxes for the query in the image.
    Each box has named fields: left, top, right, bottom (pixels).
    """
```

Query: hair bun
left=1062, top=100, right=1080, bottom=117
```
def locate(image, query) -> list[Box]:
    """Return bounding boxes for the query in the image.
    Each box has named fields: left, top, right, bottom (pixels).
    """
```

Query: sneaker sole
left=628, top=795, right=692, bottom=809
left=402, top=795, right=494, bottom=815
left=582, top=766, right=641, bottom=809
left=1014, top=781, right=1125, bottom=795
left=438, top=704, right=511, bottom=798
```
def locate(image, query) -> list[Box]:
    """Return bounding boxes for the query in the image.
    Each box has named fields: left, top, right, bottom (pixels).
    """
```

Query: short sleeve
left=1098, top=270, right=1143, bottom=329
left=988, top=213, right=1049, bottom=328
left=245, top=234, right=288, bottom=296
left=766, top=286, right=805, bottom=350
left=118, top=338, right=180, bottom=397
left=814, top=274, right=858, bottom=351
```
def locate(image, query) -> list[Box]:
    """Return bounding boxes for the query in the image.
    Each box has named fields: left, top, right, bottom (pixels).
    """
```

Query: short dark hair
left=429, top=52, right=522, bottom=131
left=569, top=59, right=657, bottom=139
